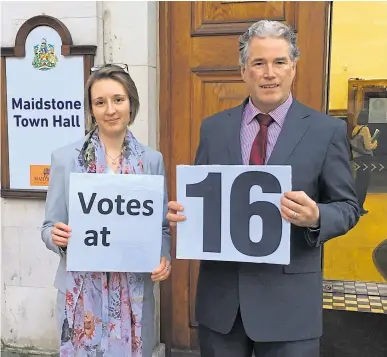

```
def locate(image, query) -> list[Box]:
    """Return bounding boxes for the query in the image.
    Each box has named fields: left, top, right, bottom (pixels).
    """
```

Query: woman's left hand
left=151, top=256, right=171, bottom=282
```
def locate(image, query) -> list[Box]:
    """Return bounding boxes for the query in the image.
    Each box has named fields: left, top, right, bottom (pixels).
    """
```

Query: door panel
left=159, top=1, right=330, bottom=355
left=191, top=69, right=249, bottom=161
left=191, top=1, right=297, bottom=35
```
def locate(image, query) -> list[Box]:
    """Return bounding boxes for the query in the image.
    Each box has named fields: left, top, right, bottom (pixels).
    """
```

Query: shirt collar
left=244, top=93, right=293, bottom=128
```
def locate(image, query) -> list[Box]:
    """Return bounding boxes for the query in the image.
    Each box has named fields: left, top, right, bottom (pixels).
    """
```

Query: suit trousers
left=198, top=309, right=319, bottom=357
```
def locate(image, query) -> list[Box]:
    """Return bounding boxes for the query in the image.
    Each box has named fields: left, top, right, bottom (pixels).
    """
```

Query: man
left=167, top=20, right=359, bottom=357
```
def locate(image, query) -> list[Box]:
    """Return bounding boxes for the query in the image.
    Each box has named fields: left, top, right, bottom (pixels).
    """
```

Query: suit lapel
left=267, top=100, right=312, bottom=165
left=225, top=98, right=248, bottom=165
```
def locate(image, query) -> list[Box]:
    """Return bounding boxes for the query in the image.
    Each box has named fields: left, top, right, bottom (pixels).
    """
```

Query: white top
left=106, top=166, right=116, bottom=174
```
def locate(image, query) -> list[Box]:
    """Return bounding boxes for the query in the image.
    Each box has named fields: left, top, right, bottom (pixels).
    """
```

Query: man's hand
left=151, top=256, right=171, bottom=282
left=166, top=201, right=186, bottom=227
left=280, top=191, right=320, bottom=228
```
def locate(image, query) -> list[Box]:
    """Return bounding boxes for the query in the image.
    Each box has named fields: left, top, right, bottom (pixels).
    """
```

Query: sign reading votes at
left=67, top=173, right=164, bottom=272
left=176, top=165, right=292, bottom=265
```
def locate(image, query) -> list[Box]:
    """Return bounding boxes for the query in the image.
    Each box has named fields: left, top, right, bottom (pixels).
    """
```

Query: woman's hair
left=84, top=65, right=140, bottom=131
left=356, top=109, right=369, bottom=125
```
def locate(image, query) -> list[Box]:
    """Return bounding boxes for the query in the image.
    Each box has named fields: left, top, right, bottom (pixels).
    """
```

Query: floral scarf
left=60, top=128, right=145, bottom=357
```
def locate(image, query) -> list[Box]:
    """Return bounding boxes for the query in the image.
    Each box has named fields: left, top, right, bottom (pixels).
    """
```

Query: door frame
left=159, top=1, right=174, bottom=355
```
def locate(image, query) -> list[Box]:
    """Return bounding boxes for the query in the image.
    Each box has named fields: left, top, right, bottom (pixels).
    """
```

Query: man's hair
left=238, top=20, right=300, bottom=67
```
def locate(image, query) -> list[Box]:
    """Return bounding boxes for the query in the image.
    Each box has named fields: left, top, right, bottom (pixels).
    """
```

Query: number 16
left=186, top=171, right=283, bottom=257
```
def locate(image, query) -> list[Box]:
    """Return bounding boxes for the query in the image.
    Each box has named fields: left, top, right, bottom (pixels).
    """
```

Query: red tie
left=249, top=113, right=274, bottom=165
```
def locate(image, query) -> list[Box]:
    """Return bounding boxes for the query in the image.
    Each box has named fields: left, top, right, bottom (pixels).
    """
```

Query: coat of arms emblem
left=32, top=38, right=58, bottom=70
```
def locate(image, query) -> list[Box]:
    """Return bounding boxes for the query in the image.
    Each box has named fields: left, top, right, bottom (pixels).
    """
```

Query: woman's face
left=90, top=78, right=131, bottom=136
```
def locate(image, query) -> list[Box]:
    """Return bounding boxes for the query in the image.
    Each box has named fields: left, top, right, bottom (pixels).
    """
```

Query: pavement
left=1, top=352, right=57, bottom=357
left=1, top=342, right=165, bottom=357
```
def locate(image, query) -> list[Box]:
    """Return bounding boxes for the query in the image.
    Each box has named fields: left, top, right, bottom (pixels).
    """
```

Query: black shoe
left=360, top=209, right=368, bottom=215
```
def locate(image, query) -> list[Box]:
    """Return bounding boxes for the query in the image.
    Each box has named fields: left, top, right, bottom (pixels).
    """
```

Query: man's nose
left=264, top=64, right=275, bottom=78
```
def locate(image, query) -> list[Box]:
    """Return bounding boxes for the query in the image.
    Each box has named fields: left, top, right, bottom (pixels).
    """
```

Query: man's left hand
left=151, top=256, right=171, bottom=282
left=280, top=191, right=320, bottom=228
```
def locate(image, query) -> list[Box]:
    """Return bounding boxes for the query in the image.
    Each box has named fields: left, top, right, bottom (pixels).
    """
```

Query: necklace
left=105, top=151, right=122, bottom=165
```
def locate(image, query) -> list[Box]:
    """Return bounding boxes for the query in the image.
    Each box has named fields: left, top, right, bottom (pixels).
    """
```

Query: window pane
left=324, top=1, right=387, bottom=289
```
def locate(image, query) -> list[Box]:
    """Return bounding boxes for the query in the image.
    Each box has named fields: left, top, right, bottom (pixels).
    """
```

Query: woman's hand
left=51, top=222, right=71, bottom=247
left=151, top=256, right=171, bottom=282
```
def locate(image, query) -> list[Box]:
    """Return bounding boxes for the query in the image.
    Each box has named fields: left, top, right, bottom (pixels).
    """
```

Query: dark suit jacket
left=194, top=98, right=360, bottom=342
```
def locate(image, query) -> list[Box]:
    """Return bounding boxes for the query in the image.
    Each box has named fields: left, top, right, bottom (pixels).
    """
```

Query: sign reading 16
left=186, top=171, right=283, bottom=257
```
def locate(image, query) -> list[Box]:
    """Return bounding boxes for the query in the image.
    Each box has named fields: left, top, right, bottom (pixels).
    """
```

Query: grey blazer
left=194, top=99, right=360, bottom=342
left=41, top=134, right=171, bottom=294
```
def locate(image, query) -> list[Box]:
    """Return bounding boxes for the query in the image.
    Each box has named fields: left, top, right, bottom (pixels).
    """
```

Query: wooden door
left=159, top=2, right=330, bottom=356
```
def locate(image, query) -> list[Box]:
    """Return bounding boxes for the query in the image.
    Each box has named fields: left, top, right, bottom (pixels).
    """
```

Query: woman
left=351, top=108, right=378, bottom=215
left=41, top=64, right=171, bottom=357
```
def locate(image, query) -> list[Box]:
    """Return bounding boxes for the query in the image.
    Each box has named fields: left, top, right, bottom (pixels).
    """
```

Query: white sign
left=369, top=97, right=387, bottom=123
left=6, top=26, right=85, bottom=190
left=176, top=165, right=292, bottom=264
left=67, top=173, right=164, bottom=272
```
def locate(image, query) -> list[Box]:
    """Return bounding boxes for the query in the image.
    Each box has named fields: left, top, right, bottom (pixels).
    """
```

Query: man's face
left=241, top=37, right=296, bottom=113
